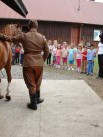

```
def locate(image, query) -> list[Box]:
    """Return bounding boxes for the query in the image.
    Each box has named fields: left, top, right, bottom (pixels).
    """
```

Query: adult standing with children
left=0, top=19, right=49, bottom=110
left=97, top=33, right=103, bottom=79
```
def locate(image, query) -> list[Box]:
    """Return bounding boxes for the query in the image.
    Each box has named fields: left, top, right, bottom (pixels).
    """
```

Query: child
left=67, top=44, right=75, bottom=70
left=87, top=44, right=96, bottom=75
left=47, top=40, right=53, bottom=65
left=55, top=44, right=62, bottom=68
left=76, top=45, right=82, bottom=73
left=20, top=46, right=24, bottom=65
left=15, top=45, right=21, bottom=64
left=61, top=43, right=68, bottom=69
left=81, top=46, right=87, bottom=73
left=52, top=44, right=57, bottom=67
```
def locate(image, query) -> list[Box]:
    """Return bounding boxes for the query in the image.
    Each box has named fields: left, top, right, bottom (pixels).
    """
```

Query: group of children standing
left=11, top=44, right=24, bottom=65
left=47, top=40, right=97, bottom=76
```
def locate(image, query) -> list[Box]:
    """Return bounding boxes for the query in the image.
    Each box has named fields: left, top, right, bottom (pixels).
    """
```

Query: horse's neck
left=0, top=42, right=11, bottom=64
left=1, top=24, right=20, bottom=37
left=0, top=27, right=12, bottom=47
left=0, top=41, right=9, bottom=48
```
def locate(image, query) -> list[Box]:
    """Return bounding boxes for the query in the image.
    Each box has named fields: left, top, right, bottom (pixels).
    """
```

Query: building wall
left=1, top=19, right=103, bottom=46
left=38, top=21, right=71, bottom=44
left=71, top=24, right=81, bottom=45
left=81, top=24, right=103, bottom=47
left=38, top=21, right=103, bottom=46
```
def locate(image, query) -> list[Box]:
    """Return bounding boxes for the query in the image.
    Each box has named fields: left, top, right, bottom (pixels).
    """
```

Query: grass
left=46, top=56, right=99, bottom=76
left=93, top=58, right=98, bottom=76
left=74, top=57, right=98, bottom=76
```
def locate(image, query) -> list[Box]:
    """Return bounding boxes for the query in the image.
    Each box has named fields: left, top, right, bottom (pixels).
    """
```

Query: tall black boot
left=0, top=94, right=4, bottom=99
left=36, top=90, right=44, bottom=104
left=27, top=93, right=37, bottom=110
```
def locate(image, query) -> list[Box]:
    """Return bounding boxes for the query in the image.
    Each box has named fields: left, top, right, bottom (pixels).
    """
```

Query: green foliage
left=93, top=57, right=98, bottom=76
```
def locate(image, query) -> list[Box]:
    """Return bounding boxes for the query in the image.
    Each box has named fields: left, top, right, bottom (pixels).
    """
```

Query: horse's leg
left=0, top=78, right=4, bottom=99
left=5, top=65, right=12, bottom=101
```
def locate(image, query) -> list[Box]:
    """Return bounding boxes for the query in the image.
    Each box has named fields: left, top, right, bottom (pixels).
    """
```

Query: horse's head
left=0, top=24, right=21, bottom=36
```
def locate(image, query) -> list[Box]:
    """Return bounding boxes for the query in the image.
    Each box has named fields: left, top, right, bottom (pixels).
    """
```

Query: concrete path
left=0, top=79, right=103, bottom=137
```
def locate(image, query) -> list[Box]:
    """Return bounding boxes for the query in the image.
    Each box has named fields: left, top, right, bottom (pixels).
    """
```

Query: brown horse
left=0, top=24, right=18, bottom=101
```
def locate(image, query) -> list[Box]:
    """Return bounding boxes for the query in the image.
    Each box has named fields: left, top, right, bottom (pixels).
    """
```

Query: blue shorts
left=68, top=60, right=74, bottom=64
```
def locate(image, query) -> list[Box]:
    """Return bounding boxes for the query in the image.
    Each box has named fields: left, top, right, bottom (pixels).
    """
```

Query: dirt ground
left=69, top=71, right=103, bottom=99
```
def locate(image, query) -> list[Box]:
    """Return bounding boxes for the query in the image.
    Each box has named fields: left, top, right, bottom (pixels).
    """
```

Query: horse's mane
left=0, top=25, right=9, bottom=34
left=0, top=24, right=17, bottom=48
left=0, top=24, right=18, bottom=36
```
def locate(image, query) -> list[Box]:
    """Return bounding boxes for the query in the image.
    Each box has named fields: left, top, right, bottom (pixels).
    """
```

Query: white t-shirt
left=52, top=47, right=57, bottom=56
left=76, top=49, right=82, bottom=59
left=62, top=48, right=68, bottom=58
left=20, top=48, right=24, bottom=54
left=98, top=42, right=103, bottom=55
left=48, top=45, right=54, bottom=53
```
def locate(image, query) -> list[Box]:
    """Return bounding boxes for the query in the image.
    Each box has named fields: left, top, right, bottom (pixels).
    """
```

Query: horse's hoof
left=0, top=95, right=4, bottom=99
left=6, top=95, right=11, bottom=101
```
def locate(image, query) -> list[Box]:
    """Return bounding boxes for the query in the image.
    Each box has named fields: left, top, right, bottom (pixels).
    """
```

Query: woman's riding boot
left=27, top=93, right=37, bottom=110
left=36, top=90, right=44, bottom=104
left=0, top=94, right=4, bottom=99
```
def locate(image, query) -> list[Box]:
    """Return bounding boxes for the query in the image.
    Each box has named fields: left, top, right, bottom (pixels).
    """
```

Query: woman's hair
left=53, top=40, right=58, bottom=45
left=100, top=38, right=103, bottom=44
left=47, top=40, right=52, bottom=45
left=77, top=45, right=82, bottom=49
left=70, top=44, right=74, bottom=49
left=90, top=43, right=95, bottom=47
left=77, top=43, right=82, bottom=49
left=57, top=44, right=61, bottom=49
left=99, top=33, right=103, bottom=44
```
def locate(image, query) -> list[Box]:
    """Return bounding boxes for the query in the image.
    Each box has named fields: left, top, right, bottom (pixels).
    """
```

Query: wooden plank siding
left=71, top=24, right=81, bottom=45
left=1, top=19, right=103, bottom=47
left=38, top=21, right=71, bottom=44
left=81, top=24, right=103, bottom=47
left=81, top=25, right=94, bottom=46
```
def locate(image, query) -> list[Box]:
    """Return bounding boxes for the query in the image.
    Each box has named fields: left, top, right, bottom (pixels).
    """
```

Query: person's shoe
left=0, top=95, right=4, bottom=99
left=68, top=68, right=70, bottom=71
left=71, top=68, right=74, bottom=71
left=55, top=65, right=58, bottom=68
left=58, top=65, right=60, bottom=69
left=96, top=76, right=102, bottom=79
left=80, top=72, right=84, bottom=74
left=27, top=93, right=37, bottom=110
left=90, top=73, right=93, bottom=76
left=83, top=72, right=86, bottom=74
left=36, top=91, right=44, bottom=104
left=37, top=98, right=44, bottom=104
left=27, top=103, right=37, bottom=110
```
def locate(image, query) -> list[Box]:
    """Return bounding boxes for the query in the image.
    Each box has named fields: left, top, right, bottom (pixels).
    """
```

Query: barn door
left=71, top=27, right=80, bottom=45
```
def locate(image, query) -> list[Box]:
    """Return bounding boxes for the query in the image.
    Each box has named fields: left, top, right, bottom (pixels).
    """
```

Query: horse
left=0, top=24, right=18, bottom=101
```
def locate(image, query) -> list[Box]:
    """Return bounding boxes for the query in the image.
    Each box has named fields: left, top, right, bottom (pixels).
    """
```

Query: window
left=94, top=30, right=100, bottom=41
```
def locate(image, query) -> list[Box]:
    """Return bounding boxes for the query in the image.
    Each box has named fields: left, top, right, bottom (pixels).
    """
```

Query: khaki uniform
left=0, top=29, right=49, bottom=94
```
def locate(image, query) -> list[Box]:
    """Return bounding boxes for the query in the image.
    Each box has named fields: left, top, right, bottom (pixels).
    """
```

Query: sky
left=95, top=0, right=103, bottom=2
